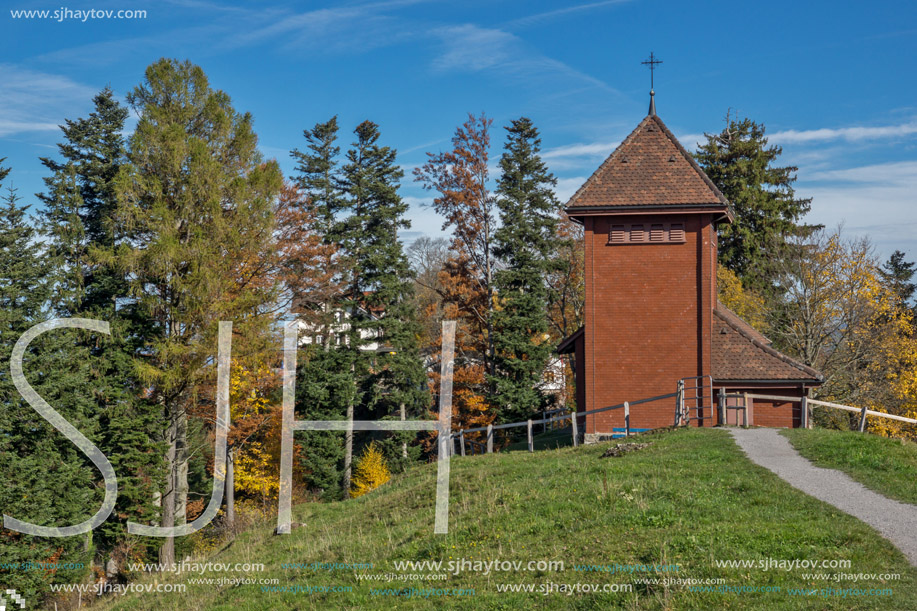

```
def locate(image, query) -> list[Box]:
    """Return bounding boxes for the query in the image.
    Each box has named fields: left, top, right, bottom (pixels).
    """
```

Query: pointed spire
left=648, top=89, right=656, bottom=116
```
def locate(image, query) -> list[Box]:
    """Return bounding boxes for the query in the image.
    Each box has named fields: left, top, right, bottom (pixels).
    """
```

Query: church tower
left=563, top=100, right=733, bottom=438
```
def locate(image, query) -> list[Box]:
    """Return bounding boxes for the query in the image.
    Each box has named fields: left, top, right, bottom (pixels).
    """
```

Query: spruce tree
left=290, top=117, right=349, bottom=499
left=695, top=115, right=816, bottom=291
left=0, top=172, right=94, bottom=602
left=291, top=117, right=343, bottom=238
left=880, top=250, right=916, bottom=309
left=39, top=88, right=166, bottom=564
left=490, top=118, right=560, bottom=423
left=337, top=121, right=428, bottom=472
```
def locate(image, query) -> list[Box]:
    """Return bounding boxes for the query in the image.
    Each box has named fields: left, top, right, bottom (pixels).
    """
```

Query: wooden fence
left=450, top=390, right=679, bottom=455
left=451, top=389, right=917, bottom=456
left=717, top=392, right=917, bottom=433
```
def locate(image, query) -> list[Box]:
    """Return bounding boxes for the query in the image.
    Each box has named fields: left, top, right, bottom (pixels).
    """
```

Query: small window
left=650, top=224, right=665, bottom=241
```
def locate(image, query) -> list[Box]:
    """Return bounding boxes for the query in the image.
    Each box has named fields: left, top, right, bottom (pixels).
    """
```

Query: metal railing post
left=858, top=405, right=868, bottom=432
left=571, top=413, right=579, bottom=447
left=486, top=424, right=493, bottom=453
left=624, top=402, right=630, bottom=437
left=459, top=430, right=466, bottom=456
left=527, top=419, right=534, bottom=452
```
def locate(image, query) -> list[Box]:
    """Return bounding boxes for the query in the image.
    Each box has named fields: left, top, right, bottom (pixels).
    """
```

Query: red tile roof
left=565, top=114, right=731, bottom=212
left=712, top=305, right=823, bottom=383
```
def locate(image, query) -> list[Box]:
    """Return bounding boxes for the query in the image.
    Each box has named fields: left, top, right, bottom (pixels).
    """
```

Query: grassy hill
left=99, top=428, right=917, bottom=610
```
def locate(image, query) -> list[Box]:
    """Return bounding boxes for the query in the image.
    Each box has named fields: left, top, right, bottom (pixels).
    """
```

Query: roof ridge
left=714, top=308, right=823, bottom=381
left=649, top=115, right=730, bottom=207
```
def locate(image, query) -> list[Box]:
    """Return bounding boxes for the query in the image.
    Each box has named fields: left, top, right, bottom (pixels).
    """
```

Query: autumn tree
left=490, top=117, right=560, bottom=422
left=112, top=59, right=282, bottom=565
left=414, top=113, right=497, bottom=374
left=769, top=229, right=901, bottom=406
left=414, top=113, right=497, bottom=436
left=407, top=236, right=450, bottom=351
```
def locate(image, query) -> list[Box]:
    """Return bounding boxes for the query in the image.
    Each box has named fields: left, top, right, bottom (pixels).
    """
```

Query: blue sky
left=3, top=0, right=916, bottom=260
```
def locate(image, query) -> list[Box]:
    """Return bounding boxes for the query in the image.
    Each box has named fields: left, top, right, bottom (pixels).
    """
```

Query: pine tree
left=38, top=88, right=166, bottom=565
left=291, top=117, right=343, bottom=238
left=695, top=114, right=816, bottom=291
left=490, top=118, right=560, bottom=423
left=336, top=120, right=428, bottom=478
left=880, top=250, right=916, bottom=310
left=112, top=59, right=282, bottom=565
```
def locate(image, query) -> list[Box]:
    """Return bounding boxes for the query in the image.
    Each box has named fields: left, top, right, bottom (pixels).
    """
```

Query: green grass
left=101, top=428, right=917, bottom=610
left=782, top=428, right=917, bottom=505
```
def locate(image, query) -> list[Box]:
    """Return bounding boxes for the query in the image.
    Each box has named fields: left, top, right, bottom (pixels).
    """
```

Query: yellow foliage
left=717, top=266, right=769, bottom=333
left=234, top=442, right=279, bottom=498
left=229, top=359, right=283, bottom=500
left=350, top=442, right=391, bottom=498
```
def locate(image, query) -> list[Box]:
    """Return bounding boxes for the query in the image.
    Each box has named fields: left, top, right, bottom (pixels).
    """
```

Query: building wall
left=583, top=213, right=715, bottom=436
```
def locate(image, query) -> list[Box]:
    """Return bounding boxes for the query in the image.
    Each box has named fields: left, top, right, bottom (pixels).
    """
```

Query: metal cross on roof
left=641, top=52, right=662, bottom=91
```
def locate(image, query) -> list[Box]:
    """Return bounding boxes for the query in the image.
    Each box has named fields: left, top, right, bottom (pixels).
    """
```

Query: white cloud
left=772, top=121, right=917, bottom=144
left=0, top=65, right=96, bottom=137
left=800, top=161, right=917, bottom=258
left=543, top=141, right=618, bottom=160
left=507, top=0, right=632, bottom=28
left=430, top=24, right=619, bottom=95
left=555, top=176, right=588, bottom=202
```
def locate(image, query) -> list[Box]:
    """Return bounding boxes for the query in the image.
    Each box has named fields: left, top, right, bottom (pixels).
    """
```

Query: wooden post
left=225, top=448, right=234, bottom=529
left=801, top=395, right=808, bottom=429
left=717, top=391, right=725, bottom=427
left=459, top=430, right=466, bottom=456
left=859, top=405, right=868, bottom=432
left=486, top=424, right=493, bottom=453
left=571, top=413, right=579, bottom=447
left=527, top=419, right=534, bottom=453
left=744, top=393, right=753, bottom=427
left=676, top=380, right=684, bottom=425
left=624, top=402, right=630, bottom=437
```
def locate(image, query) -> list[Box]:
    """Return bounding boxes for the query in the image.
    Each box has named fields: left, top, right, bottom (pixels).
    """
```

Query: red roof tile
left=566, top=114, right=730, bottom=211
left=712, top=308, right=823, bottom=383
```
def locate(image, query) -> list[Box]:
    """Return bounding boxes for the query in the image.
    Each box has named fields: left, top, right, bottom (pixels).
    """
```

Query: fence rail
left=451, top=391, right=678, bottom=454
left=450, top=387, right=917, bottom=456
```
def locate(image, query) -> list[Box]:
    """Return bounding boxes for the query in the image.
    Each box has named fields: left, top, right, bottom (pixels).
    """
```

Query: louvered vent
left=609, top=225, right=626, bottom=243
left=669, top=223, right=685, bottom=242
left=650, top=224, right=665, bottom=241
left=630, top=224, right=645, bottom=242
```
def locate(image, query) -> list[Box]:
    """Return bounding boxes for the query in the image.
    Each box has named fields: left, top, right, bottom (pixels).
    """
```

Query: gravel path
left=730, top=427, right=917, bottom=566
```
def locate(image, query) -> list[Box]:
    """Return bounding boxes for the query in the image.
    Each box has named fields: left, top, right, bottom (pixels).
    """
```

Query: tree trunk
left=175, top=407, right=189, bottom=527
left=400, top=402, right=407, bottom=458
left=225, top=449, right=235, bottom=529
left=158, top=409, right=177, bottom=567
left=343, top=400, right=353, bottom=496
